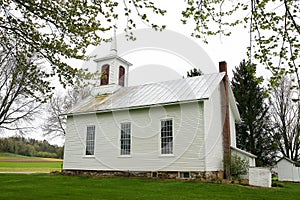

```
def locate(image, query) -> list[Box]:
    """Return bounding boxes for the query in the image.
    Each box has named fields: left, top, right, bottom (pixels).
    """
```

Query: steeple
left=92, top=25, right=132, bottom=96
left=110, top=25, right=118, bottom=55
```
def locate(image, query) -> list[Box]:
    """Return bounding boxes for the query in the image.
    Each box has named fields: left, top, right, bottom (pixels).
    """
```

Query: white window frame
left=85, top=125, right=95, bottom=156
left=160, top=118, right=174, bottom=155
left=120, top=122, right=131, bottom=156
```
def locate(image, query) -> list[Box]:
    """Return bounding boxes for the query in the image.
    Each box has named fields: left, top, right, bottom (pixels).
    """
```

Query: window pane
left=101, top=65, right=110, bottom=85
left=119, top=66, right=125, bottom=86
left=86, top=126, right=95, bottom=155
left=120, top=123, right=131, bottom=155
left=161, top=119, right=173, bottom=154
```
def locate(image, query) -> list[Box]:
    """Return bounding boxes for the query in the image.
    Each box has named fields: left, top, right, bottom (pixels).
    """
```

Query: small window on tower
left=101, top=64, right=110, bottom=85
left=119, top=66, right=125, bottom=86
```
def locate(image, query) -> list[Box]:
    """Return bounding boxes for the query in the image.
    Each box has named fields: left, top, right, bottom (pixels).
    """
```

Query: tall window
left=101, top=64, right=109, bottom=85
left=86, top=126, right=95, bottom=155
left=161, top=119, right=173, bottom=154
left=119, top=66, right=125, bottom=86
left=120, top=122, right=131, bottom=155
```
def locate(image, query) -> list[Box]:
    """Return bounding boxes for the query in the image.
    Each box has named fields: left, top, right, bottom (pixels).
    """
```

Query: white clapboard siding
left=278, top=158, right=300, bottom=182
left=203, top=84, right=224, bottom=171
left=64, top=102, right=205, bottom=171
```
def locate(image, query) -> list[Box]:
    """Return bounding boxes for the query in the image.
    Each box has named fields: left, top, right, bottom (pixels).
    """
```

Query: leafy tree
left=187, top=68, right=203, bottom=77
left=231, top=60, right=277, bottom=166
left=269, top=76, right=300, bottom=162
left=1, top=0, right=166, bottom=89
left=181, top=1, right=300, bottom=86
left=0, top=136, right=64, bottom=158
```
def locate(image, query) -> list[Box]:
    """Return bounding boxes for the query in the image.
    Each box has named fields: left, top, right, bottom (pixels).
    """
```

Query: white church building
left=63, top=39, right=256, bottom=180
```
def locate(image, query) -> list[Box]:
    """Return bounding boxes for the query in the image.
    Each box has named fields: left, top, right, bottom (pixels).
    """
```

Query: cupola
left=92, top=26, right=132, bottom=96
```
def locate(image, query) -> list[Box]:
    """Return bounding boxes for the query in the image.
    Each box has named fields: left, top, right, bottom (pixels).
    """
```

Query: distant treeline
left=0, top=137, right=63, bottom=159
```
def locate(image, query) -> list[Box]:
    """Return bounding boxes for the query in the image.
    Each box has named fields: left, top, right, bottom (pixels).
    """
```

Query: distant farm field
left=0, top=153, right=62, bottom=172
left=0, top=174, right=299, bottom=200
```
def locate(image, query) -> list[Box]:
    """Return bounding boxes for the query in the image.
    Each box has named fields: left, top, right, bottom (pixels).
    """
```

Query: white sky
left=121, top=0, right=249, bottom=80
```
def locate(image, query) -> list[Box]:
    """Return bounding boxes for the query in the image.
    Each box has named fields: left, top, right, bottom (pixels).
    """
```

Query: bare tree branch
left=0, top=45, right=42, bottom=132
left=270, top=76, right=300, bottom=161
left=42, top=87, right=91, bottom=138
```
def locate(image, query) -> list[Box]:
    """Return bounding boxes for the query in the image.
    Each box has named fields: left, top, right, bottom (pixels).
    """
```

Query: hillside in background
left=0, top=137, right=63, bottom=159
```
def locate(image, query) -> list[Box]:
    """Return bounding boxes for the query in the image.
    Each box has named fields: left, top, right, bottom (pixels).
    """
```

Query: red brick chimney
left=219, top=61, right=231, bottom=179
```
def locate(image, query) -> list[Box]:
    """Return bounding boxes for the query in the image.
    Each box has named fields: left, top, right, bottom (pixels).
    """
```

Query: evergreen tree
left=231, top=60, right=277, bottom=166
left=187, top=68, right=203, bottom=77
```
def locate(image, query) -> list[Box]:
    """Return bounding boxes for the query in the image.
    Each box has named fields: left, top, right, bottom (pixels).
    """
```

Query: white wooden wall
left=278, top=159, right=300, bottom=182
left=204, top=84, right=224, bottom=171
left=63, top=102, right=207, bottom=172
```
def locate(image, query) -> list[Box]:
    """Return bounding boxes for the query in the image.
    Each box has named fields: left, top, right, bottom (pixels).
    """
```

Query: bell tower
left=92, top=25, right=132, bottom=96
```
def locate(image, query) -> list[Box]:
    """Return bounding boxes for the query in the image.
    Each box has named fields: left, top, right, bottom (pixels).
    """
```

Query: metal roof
left=67, top=72, right=225, bottom=115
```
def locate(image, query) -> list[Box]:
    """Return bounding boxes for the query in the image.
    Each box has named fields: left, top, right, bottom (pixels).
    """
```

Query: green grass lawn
left=0, top=152, right=34, bottom=159
left=0, top=152, right=62, bottom=172
left=0, top=162, right=62, bottom=172
left=0, top=152, right=62, bottom=161
left=0, top=174, right=299, bottom=200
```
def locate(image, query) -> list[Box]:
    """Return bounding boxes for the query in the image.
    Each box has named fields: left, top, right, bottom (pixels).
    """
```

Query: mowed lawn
left=0, top=153, right=62, bottom=172
left=0, top=174, right=299, bottom=200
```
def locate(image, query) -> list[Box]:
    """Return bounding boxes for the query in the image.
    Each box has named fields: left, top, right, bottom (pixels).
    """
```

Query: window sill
left=159, top=154, right=174, bottom=158
left=82, top=155, right=95, bottom=158
left=118, top=155, right=132, bottom=158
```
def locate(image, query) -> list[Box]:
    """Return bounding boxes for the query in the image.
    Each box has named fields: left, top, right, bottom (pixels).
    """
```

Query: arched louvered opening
left=119, top=66, right=125, bottom=86
left=101, top=64, right=110, bottom=85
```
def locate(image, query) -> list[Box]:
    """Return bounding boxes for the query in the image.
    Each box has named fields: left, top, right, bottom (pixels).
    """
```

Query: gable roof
left=277, top=157, right=296, bottom=165
left=231, top=146, right=257, bottom=158
left=67, top=72, right=225, bottom=115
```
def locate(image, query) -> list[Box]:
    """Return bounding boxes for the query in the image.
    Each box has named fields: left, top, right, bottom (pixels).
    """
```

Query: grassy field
left=0, top=174, right=299, bottom=200
left=0, top=152, right=34, bottom=159
left=0, top=153, right=62, bottom=172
